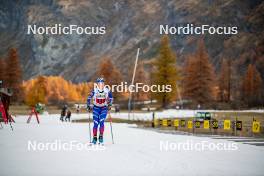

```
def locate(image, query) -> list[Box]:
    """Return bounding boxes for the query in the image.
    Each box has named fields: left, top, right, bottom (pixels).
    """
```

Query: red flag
left=0, top=101, right=8, bottom=124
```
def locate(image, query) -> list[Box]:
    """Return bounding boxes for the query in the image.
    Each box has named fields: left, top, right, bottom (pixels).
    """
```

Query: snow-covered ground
left=1, top=115, right=264, bottom=176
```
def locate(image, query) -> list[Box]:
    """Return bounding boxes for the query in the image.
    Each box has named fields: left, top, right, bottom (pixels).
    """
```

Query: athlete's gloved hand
left=87, top=105, right=92, bottom=112
left=108, top=105, right=112, bottom=111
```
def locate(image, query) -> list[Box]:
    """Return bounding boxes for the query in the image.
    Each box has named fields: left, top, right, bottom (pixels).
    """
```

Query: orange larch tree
left=0, top=58, right=6, bottom=86
left=5, top=48, right=23, bottom=101
left=96, top=57, right=123, bottom=101
left=134, top=62, right=149, bottom=101
left=242, top=64, right=263, bottom=107
left=182, top=39, right=215, bottom=106
left=218, top=59, right=231, bottom=102
left=25, top=76, right=48, bottom=106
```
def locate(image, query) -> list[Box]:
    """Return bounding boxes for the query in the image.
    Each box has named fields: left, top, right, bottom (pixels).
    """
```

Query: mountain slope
left=0, top=0, right=263, bottom=82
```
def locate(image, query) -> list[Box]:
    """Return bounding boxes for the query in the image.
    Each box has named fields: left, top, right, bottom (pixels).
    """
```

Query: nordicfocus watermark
left=160, top=140, right=238, bottom=151
left=27, top=24, right=106, bottom=35
left=160, top=24, right=238, bottom=35
left=27, top=140, right=105, bottom=151
left=94, top=82, right=172, bottom=93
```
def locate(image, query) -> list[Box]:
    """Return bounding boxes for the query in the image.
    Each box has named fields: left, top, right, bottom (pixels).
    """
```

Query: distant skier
left=115, top=104, right=120, bottom=113
left=87, top=78, right=113, bottom=144
left=35, top=103, right=44, bottom=114
left=76, top=104, right=80, bottom=114
left=60, top=105, right=67, bottom=122
left=65, top=109, right=71, bottom=122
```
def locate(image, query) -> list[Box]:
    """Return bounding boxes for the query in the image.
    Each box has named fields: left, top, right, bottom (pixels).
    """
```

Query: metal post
left=128, top=48, right=140, bottom=120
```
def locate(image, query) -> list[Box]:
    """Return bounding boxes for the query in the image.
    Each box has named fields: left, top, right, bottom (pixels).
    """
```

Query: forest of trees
left=23, top=76, right=93, bottom=106
left=1, top=36, right=263, bottom=109
left=133, top=36, right=263, bottom=109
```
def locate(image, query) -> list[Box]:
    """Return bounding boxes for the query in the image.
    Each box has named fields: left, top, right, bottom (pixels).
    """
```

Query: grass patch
left=72, top=118, right=153, bottom=127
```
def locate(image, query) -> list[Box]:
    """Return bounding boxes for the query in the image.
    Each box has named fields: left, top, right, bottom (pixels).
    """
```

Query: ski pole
left=88, top=111, right=92, bottom=143
left=108, top=111, right=114, bottom=144
left=8, top=115, right=13, bottom=131
left=9, top=121, right=13, bottom=131
left=0, top=121, right=3, bottom=129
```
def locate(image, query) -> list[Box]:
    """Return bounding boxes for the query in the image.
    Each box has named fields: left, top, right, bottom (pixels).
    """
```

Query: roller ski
left=89, top=135, right=103, bottom=146
left=88, top=136, right=97, bottom=146
left=98, top=135, right=104, bottom=145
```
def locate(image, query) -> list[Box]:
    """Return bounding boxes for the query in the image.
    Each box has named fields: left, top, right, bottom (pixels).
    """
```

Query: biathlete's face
left=97, top=82, right=104, bottom=91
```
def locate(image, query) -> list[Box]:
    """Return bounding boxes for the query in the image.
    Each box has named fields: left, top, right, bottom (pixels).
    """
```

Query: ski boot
left=99, top=135, right=104, bottom=145
left=92, top=136, right=97, bottom=145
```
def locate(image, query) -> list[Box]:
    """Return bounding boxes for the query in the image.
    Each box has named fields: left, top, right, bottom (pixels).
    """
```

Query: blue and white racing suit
left=87, top=87, right=113, bottom=137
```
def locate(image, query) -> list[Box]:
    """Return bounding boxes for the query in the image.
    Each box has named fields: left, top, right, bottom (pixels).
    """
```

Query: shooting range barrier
left=153, top=117, right=263, bottom=137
